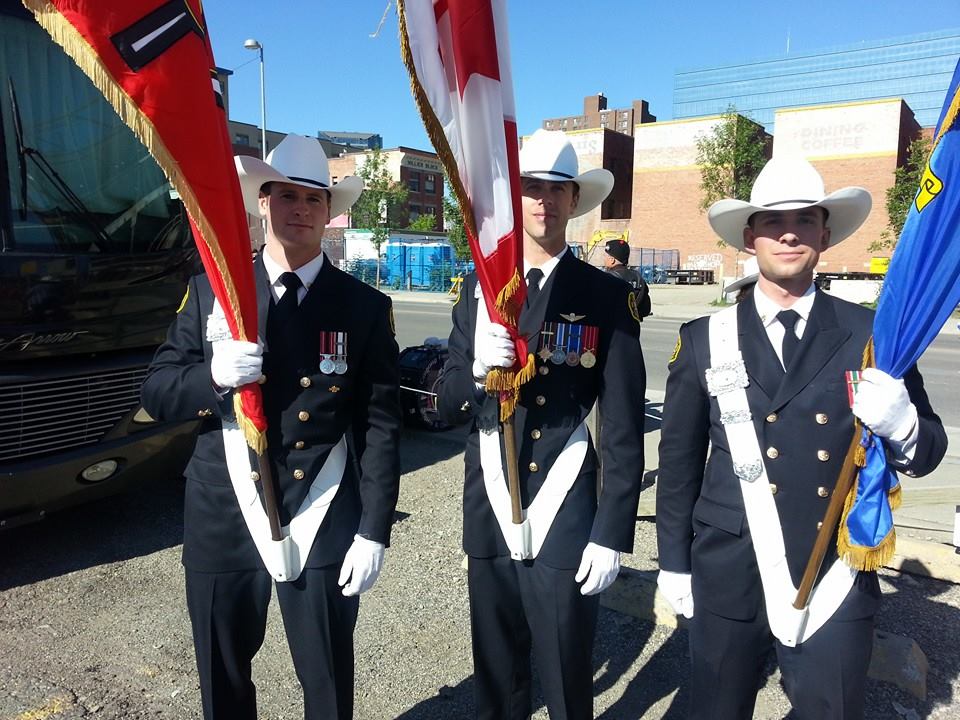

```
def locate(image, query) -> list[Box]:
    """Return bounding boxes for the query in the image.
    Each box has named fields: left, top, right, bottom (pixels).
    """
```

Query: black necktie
left=267, top=272, right=302, bottom=346
left=525, top=268, right=544, bottom=307
left=777, top=309, right=800, bottom=370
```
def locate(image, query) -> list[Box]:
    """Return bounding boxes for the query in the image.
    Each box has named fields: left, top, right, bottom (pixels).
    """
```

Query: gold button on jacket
left=298, top=410, right=310, bottom=422
left=293, top=469, right=305, bottom=480
left=531, top=429, right=542, bottom=440
left=300, top=376, right=312, bottom=388
left=535, top=395, right=546, bottom=406
left=528, top=462, right=539, bottom=472
left=815, top=413, right=828, bottom=424
left=249, top=471, right=260, bottom=482
left=817, top=486, right=829, bottom=498
left=817, top=450, right=830, bottom=461
left=766, top=413, right=777, bottom=423
left=769, top=483, right=778, bottom=495
left=294, top=440, right=305, bottom=450
left=766, top=447, right=779, bottom=459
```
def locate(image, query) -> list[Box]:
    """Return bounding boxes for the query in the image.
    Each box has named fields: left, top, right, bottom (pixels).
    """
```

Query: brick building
left=327, top=147, right=446, bottom=231
left=543, top=93, right=656, bottom=136
left=549, top=97, right=922, bottom=281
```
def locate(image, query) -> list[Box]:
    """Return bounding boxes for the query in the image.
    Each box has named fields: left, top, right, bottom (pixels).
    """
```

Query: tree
left=407, top=213, right=437, bottom=232
left=442, top=191, right=471, bottom=261
left=351, top=148, right=409, bottom=287
left=870, top=136, right=933, bottom=252
left=695, top=106, right=769, bottom=246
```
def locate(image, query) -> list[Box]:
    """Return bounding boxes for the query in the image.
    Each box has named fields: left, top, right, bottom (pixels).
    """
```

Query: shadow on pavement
left=400, top=423, right=470, bottom=474
left=0, top=474, right=185, bottom=590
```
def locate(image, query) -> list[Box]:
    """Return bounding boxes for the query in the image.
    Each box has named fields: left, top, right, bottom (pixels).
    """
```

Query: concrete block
left=600, top=566, right=685, bottom=629
left=868, top=630, right=928, bottom=701
left=886, top=537, right=960, bottom=584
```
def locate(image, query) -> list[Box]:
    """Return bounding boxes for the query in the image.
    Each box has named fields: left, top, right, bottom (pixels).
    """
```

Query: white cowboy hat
left=707, top=156, right=872, bottom=250
left=724, top=256, right=759, bottom=294
left=235, top=134, right=363, bottom=219
left=519, top=129, right=614, bottom=218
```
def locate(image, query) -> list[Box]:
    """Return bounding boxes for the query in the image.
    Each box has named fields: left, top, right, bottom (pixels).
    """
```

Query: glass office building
left=674, top=29, right=960, bottom=131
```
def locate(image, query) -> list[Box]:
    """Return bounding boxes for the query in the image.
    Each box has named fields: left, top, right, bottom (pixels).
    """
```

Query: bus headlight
left=80, top=459, right=119, bottom=483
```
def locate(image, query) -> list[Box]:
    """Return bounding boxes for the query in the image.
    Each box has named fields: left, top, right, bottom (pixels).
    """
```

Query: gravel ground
left=2, top=424, right=959, bottom=719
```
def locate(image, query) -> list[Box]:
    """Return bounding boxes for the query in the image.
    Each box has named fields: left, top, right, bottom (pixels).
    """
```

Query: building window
left=234, top=133, right=249, bottom=145
left=408, top=172, right=420, bottom=192
left=424, top=174, right=436, bottom=193
left=561, top=119, right=567, bottom=127
left=424, top=205, right=436, bottom=215
left=600, top=122, right=607, bottom=128
left=409, top=204, right=421, bottom=220
left=546, top=121, right=553, bottom=128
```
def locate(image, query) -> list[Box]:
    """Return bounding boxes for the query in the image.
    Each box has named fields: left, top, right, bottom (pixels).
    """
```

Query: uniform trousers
left=185, top=566, right=359, bottom=720
left=468, top=555, right=600, bottom=720
left=688, top=592, right=875, bottom=720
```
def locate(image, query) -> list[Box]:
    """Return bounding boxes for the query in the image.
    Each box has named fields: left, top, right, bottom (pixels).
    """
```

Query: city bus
left=0, top=3, right=200, bottom=528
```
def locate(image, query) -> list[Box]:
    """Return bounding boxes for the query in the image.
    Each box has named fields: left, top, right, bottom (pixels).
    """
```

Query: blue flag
left=840, top=58, right=960, bottom=569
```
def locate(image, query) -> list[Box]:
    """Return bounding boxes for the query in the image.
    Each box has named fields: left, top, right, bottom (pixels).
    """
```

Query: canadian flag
left=399, top=0, right=532, bottom=413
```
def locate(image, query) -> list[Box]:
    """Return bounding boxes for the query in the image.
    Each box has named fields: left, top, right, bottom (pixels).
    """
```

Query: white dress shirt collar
left=753, top=282, right=816, bottom=329
left=523, top=246, right=567, bottom=288
left=262, top=249, right=324, bottom=301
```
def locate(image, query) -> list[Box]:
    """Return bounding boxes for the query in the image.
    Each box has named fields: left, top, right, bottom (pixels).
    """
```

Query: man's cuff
left=885, top=418, right=919, bottom=466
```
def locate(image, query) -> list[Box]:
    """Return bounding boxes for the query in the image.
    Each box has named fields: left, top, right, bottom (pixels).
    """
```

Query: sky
left=203, top=1, right=960, bottom=152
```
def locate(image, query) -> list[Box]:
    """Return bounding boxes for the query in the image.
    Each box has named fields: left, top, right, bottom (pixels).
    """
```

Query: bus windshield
left=0, top=10, right=190, bottom=255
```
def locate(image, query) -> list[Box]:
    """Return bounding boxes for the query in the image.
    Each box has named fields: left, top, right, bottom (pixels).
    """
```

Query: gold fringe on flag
left=835, top=336, right=899, bottom=571
left=934, top=80, right=960, bottom=148
left=234, top=393, right=267, bottom=455
left=24, top=1, right=267, bottom=453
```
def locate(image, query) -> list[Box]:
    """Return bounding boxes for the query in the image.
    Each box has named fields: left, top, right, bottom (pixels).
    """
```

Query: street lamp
left=243, top=38, right=267, bottom=160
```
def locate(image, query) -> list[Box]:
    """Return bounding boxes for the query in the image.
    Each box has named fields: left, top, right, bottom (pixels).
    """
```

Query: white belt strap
left=474, top=288, right=588, bottom=560
left=222, top=422, right=346, bottom=583
left=707, top=306, right=856, bottom=646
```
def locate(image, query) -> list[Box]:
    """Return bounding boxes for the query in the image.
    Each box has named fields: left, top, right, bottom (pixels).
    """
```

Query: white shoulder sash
left=707, top=305, right=856, bottom=646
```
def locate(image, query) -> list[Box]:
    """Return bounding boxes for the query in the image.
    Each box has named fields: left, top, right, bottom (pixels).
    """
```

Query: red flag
left=23, top=0, right=267, bottom=452
left=398, top=0, right=534, bottom=419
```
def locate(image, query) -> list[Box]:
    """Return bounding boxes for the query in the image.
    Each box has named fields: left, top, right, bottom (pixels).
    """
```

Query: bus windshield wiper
left=9, top=77, right=112, bottom=249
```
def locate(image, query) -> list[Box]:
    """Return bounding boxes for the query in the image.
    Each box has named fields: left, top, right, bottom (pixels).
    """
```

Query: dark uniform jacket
left=437, top=251, right=647, bottom=568
left=606, top=265, right=651, bottom=319
left=656, top=291, right=947, bottom=620
left=141, top=253, right=401, bottom=573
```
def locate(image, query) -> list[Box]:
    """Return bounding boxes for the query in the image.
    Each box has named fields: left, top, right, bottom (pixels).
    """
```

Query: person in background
left=603, top=238, right=652, bottom=320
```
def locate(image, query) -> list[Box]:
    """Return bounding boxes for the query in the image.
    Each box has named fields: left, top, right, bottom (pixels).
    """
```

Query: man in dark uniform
left=603, top=237, right=651, bottom=320
left=141, top=134, right=401, bottom=720
left=656, top=156, right=947, bottom=720
left=436, top=129, right=646, bottom=719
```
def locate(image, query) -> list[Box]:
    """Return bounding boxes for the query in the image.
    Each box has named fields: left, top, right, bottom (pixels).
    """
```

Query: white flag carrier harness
left=211, top=299, right=347, bottom=583
left=474, top=287, right=588, bottom=561
left=707, top=305, right=856, bottom=646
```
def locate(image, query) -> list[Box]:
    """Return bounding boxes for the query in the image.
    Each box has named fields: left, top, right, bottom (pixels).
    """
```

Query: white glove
left=852, top=367, right=918, bottom=442
left=338, top=534, right=385, bottom=597
left=657, top=570, right=694, bottom=619
left=210, top=339, right=263, bottom=389
left=575, top=542, right=620, bottom=596
left=472, top=323, right=516, bottom=381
